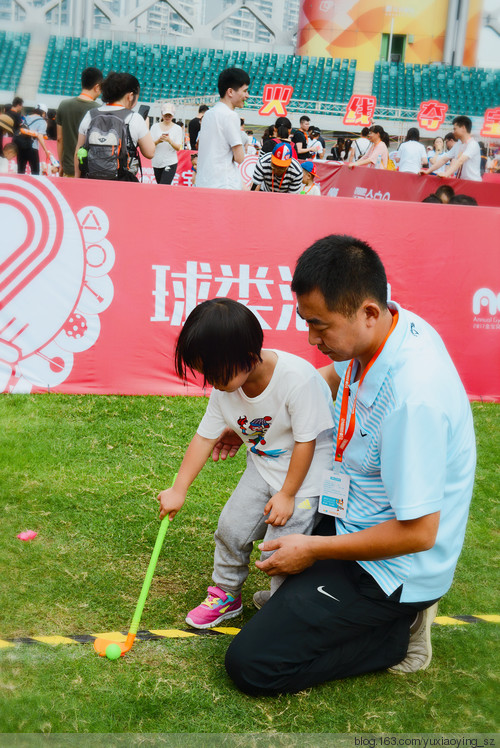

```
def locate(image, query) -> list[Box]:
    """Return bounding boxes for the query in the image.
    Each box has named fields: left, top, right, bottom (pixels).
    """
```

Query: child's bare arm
left=264, top=440, right=316, bottom=527
left=157, top=432, right=218, bottom=520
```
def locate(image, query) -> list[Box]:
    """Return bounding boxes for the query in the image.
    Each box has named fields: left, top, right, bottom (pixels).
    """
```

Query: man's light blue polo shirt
left=333, top=302, right=476, bottom=603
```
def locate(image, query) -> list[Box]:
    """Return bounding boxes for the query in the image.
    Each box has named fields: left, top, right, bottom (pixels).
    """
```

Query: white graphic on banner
left=0, top=180, right=114, bottom=392
left=151, top=262, right=307, bottom=332
left=472, top=288, right=500, bottom=330
left=239, top=155, right=259, bottom=187
left=353, top=187, right=390, bottom=200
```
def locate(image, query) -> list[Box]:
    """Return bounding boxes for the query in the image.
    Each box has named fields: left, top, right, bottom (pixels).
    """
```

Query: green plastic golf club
left=94, top=476, right=176, bottom=657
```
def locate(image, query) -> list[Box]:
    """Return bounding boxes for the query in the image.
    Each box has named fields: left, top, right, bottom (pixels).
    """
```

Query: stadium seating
left=371, top=60, right=500, bottom=117
left=0, top=31, right=30, bottom=92
left=7, top=30, right=499, bottom=119
left=38, top=36, right=359, bottom=109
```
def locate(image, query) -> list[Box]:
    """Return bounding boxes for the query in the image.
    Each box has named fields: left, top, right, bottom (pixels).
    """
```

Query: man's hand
left=263, top=491, right=294, bottom=526
left=256, top=534, right=317, bottom=575
left=211, top=428, right=243, bottom=461
left=156, top=486, right=186, bottom=520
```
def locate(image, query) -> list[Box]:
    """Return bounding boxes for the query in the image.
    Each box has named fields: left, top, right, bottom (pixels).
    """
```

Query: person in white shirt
left=300, top=161, right=321, bottom=195
left=348, top=127, right=371, bottom=163
left=393, top=127, right=428, bottom=174
left=157, top=298, right=334, bottom=630
left=308, top=129, right=324, bottom=160
left=196, top=67, right=250, bottom=190
left=240, top=118, right=250, bottom=153
left=422, top=116, right=481, bottom=181
left=150, top=102, right=183, bottom=185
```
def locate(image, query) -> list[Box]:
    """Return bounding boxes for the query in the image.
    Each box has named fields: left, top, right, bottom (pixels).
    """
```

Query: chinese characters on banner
left=151, top=262, right=307, bottom=333
left=259, top=84, right=294, bottom=117
left=343, top=95, right=377, bottom=127
left=1, top=176, right=499, bottom=398
left=417, top=100, right=449, bottom=131
left=481, top=107, right=500, bottom=138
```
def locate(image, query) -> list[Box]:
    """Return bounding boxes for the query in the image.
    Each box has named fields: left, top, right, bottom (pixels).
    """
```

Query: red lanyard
left=335, top=311, right=399, bottom=463
left=271, top=171, right=286, bottom=192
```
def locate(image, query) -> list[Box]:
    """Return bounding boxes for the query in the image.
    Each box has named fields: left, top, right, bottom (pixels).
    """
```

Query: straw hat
left=0, top=114, right=14, bottom=134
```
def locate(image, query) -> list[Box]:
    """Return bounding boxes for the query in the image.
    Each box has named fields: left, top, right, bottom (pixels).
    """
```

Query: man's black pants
left=16, top=146, right=40, bottom=175
left=225, top=518, right=437, bottom=695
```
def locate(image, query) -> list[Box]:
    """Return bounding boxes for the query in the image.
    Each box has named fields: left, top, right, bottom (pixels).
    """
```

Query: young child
left=157, top=298, right=334, bottom=629
left=300, top=161, right=321, bottom=195
left=190, top=153, right=197, bottom=186
left=0, top=142, right=18, bottom=173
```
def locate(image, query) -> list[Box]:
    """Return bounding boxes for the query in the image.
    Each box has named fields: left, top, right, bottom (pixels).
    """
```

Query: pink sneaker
left=185, top=586, right=243, bottom=629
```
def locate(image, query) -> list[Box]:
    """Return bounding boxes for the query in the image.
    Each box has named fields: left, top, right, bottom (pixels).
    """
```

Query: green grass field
left=0, top=395, right=498, bottom=735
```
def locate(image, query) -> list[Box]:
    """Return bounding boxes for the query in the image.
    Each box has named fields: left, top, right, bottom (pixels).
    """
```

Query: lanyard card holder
left=318, top=468, right=349, bottom=519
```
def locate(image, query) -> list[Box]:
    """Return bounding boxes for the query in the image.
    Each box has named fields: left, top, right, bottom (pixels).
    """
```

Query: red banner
left=1, top=175, right=499, bottom=400
left=315, top=161, right=500, bottom=207
left=4, top=139, right=196, bottom=187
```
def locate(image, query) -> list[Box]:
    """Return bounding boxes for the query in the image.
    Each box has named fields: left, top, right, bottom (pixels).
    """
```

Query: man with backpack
left=74, top=72, right=155, bottom=181
left=348, top=127, right=371, bottom=163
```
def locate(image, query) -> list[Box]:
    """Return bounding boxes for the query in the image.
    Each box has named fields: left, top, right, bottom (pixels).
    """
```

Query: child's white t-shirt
left=197, top=350, right=334, bottom=497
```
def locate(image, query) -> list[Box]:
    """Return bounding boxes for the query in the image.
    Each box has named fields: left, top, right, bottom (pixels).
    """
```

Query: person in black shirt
left=2, top=96, right=23, bottom=156
left=292, top=115, right=312, bottom=160
left=261, top=117, right=298, bottom=158
left=188, top=104, right=209, bottom=150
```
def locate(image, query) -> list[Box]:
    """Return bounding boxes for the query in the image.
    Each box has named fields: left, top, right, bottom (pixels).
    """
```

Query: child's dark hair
left=175, top=298, right=263, bottom=387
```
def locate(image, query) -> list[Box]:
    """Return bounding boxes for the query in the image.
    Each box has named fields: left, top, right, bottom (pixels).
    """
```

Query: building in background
left=297, top=0, right=484, bottom=70
left=0, top=0, right=299, bottom=49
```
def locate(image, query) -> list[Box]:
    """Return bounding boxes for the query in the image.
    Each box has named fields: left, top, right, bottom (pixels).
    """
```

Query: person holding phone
left=150, top=102, right=183, bottom=185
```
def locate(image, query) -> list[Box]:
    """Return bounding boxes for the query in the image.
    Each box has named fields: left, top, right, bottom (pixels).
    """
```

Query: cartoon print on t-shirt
left=237, top=415, right=287, bottom=458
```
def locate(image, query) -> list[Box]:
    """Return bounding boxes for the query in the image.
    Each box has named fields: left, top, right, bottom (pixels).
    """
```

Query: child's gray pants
left=212, top=455, right=319, bottom=597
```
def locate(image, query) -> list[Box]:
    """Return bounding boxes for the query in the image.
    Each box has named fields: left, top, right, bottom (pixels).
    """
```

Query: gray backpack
left=84, top=108, right=135, bottom=180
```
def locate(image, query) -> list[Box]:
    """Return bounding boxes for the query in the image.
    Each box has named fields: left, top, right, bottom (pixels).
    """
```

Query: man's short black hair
left=81, top=67, right=103, bottom=90
left=12, top=96, right=23, bottom=107
left=444, top=132, right=457, bottom=142
left=100, top=72, right=140, bottom=103
left=453, top=115, right=472, bottom=133
left=361, top=127, right=369, bottom=137
left=300, top=115, right=310, bottom=123
left=422, top=194, right=442, bottom=203
left=218, top=67, right=250, bottom=98
left=449, top=193, right=478, bottom=206
left=198, top=104, right=209, bottom=114
left=175, top=298, right=263, bottom=387
left=291, top=235, right=388, bottom=317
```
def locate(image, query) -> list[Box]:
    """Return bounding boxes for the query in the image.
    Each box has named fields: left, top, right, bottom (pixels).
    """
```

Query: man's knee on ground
left=225, top=636, right=281, bottom=696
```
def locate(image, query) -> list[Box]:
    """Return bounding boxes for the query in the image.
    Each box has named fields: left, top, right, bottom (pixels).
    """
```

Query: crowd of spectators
left=1, top=64, right=496, bottom=200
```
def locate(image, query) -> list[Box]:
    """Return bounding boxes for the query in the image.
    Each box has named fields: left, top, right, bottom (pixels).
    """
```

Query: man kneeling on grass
left=218, top=234, right=476, bottom=695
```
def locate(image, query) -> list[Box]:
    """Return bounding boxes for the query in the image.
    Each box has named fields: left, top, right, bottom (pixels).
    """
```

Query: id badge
left=318, top=468, right=349, bottom=519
